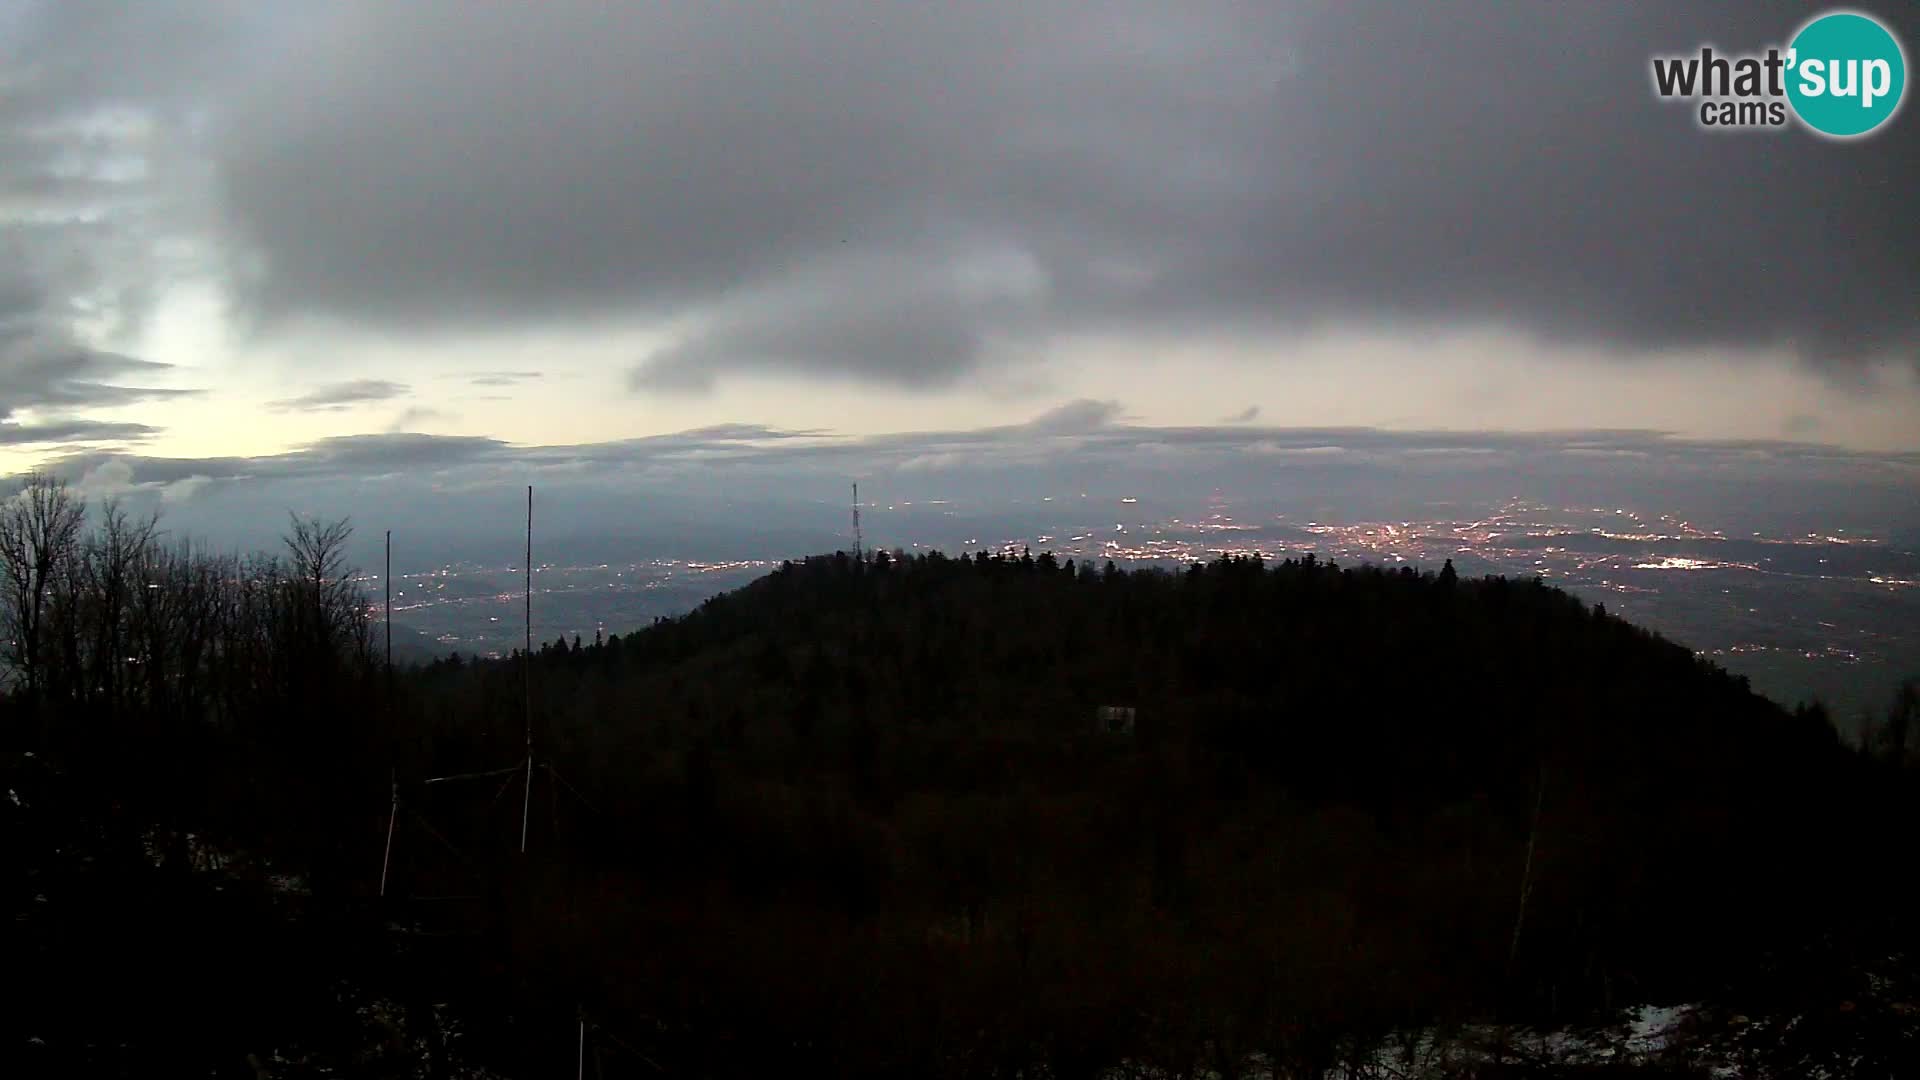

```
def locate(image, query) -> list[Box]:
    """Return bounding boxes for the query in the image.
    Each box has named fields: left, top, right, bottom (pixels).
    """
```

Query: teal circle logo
left=1786, top=11, right=1906, bottom=137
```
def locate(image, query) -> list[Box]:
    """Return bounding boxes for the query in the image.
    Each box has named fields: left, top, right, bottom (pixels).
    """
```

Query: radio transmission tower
left=851, top=481, right=863, bottom=563
left=376, top=484, right=597, bottom=905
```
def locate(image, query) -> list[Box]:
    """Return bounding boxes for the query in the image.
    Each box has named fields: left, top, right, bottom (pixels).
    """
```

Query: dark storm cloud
left=633, top=293, right=1007, bottom=392
left=4, top=1, right=1916, bottom=400
left=1222, top=407, right=1262, bottom=424
left=1187, top=2, right=1919, bottom=366
left=181, top=0, right=1917, bottom=387
left=267, top=378, right=409, bottom=412
left=0, top=1, right=253, bottom=117
left=629, top=249, right=1053, bottom=390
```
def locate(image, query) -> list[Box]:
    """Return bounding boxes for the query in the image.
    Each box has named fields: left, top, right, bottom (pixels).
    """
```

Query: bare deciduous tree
left=282, top=514, right=369, bottom=674
left=0, top=473, right=87, bottom=698
left=82, top=499, right=162, bottom=711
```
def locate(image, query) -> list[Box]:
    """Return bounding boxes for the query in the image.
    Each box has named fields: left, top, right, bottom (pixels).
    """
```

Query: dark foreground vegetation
left=4, top=474, right=1917, bottom=1077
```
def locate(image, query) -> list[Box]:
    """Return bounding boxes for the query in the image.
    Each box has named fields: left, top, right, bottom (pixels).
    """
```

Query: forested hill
left=448, top=549, right=1840, bottom=816
left=389, top=551, right=1913, bottom=1075
left=11, top=537, right=1916, bottom=1076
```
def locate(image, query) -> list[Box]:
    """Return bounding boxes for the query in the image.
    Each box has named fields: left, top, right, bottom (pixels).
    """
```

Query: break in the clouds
left=69, top=407, right=1920, bottom=495
left=16, top=410, right=1917, bottom=546
left=1, top=1, right=1917, bottom=464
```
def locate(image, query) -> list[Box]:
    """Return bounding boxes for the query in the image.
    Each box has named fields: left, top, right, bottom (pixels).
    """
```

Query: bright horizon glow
left=7, top=295, right=1914, bottom=480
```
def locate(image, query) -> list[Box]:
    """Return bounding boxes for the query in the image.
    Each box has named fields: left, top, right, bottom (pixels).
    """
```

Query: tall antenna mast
left=851, top=481, right=862, bottom=563
left=385, top=530, right=393, bottom=695
left=382, top=530, right=395, bottom=896
left=521, top=484, right=533, bottom=854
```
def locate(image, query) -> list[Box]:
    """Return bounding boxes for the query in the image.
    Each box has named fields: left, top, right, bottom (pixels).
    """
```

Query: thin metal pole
left=525, top=485, right=533, bottom=683
left=379, top=773, right=397, bottom=897
left=385, top=530, right=393, bottom=694
left=520, top=485, right=533, bottom=854
left=383, top=533, right=398, bottom=896
left=577, top=1017, right=586, bottom=1080
left=1508, top=763, right=1548, bottom=969
left=520, top=753, right=533, bottom=854
left=384, top=531, right=397, bottom=888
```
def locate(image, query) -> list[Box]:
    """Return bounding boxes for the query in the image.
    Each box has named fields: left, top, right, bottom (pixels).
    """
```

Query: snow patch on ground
left=1085, top=1004, right=1715, bottom=1079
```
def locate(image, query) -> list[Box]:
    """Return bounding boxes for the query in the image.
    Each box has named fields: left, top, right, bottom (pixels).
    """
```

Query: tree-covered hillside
left=396, top=549, right=1914, bottom=1077
left=5, top=475, right=1916, bottom=1076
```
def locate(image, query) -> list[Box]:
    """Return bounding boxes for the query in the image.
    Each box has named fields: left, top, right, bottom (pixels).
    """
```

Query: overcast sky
left=2, top=2, right=1916, bottom=521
